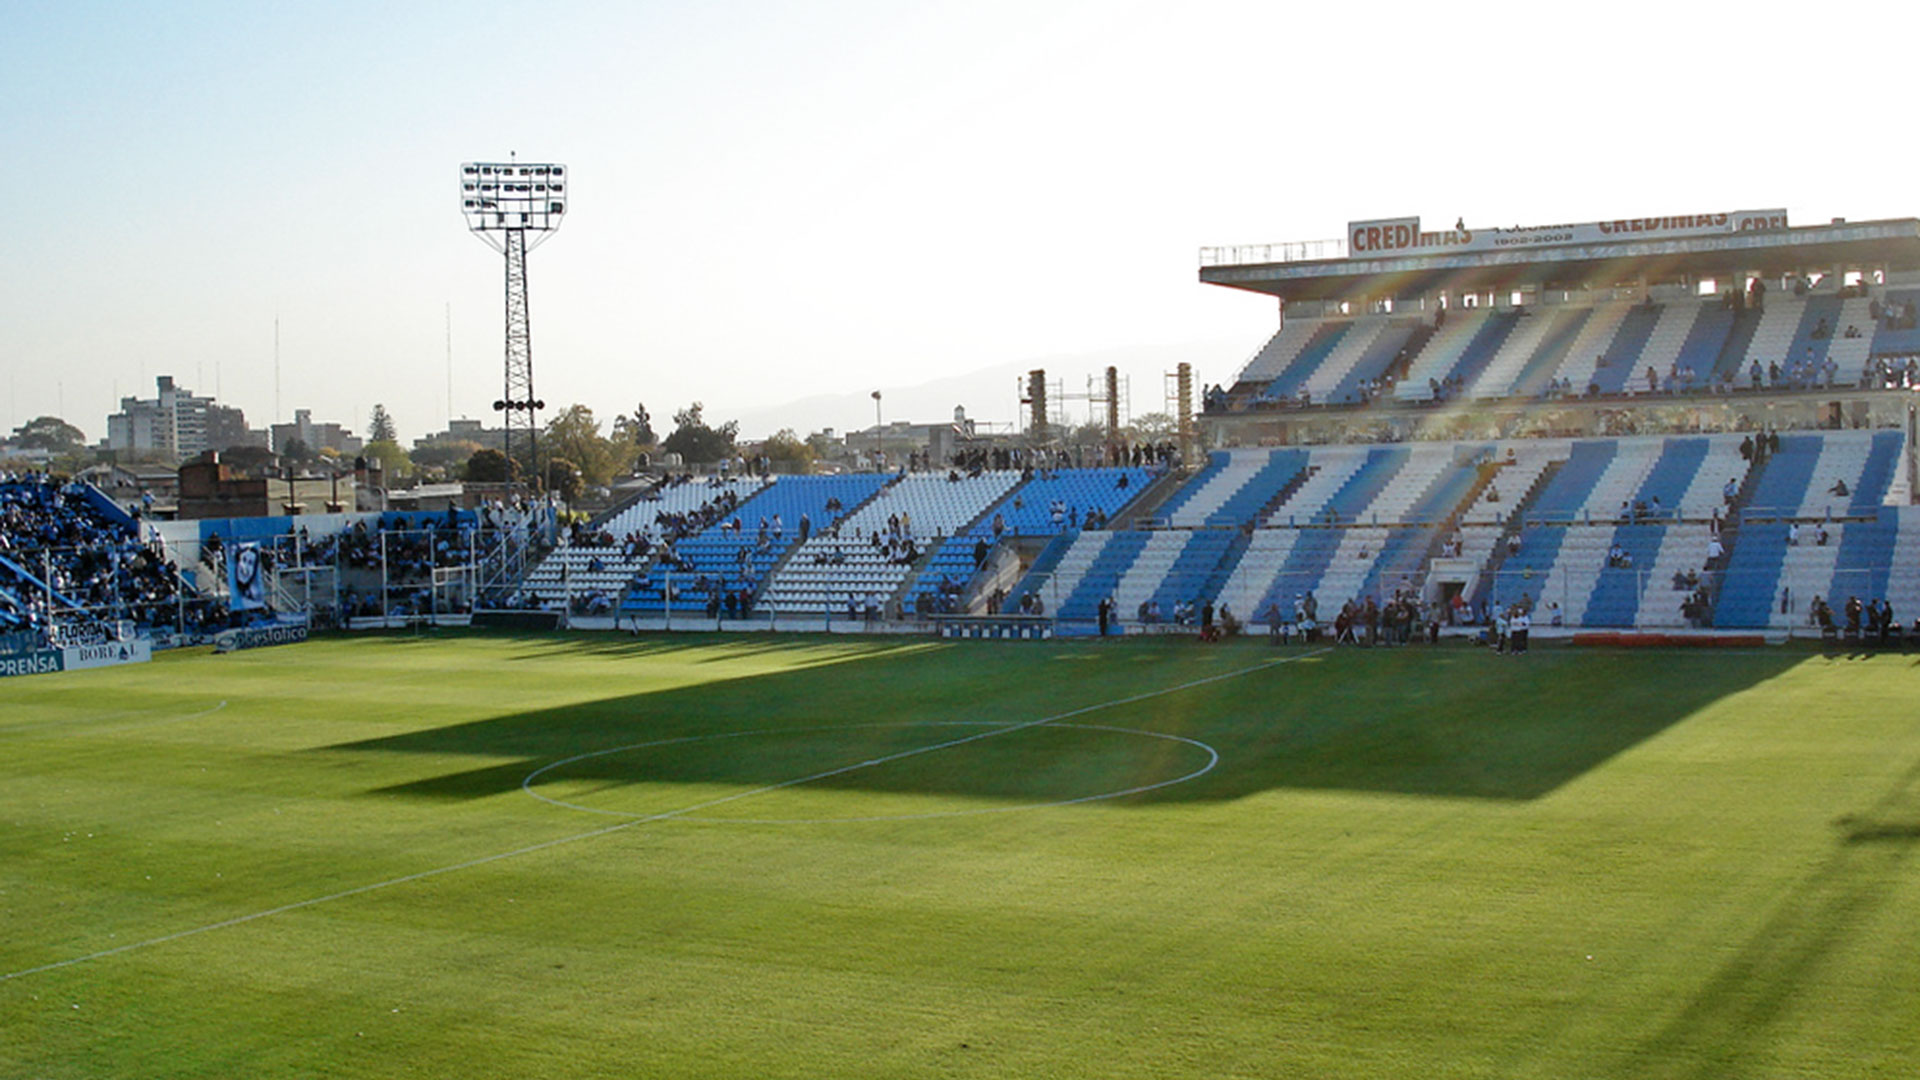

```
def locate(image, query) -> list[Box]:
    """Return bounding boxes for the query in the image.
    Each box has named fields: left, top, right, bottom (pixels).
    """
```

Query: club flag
left=228, top=542, right=267, bottom=611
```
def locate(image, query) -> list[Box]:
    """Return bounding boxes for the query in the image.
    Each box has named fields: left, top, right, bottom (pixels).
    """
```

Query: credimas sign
left=1346, top=209, right=1789, bottom=258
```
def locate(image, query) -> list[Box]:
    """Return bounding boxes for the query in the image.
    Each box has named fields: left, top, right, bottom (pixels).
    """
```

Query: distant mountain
left=729, top=339, right=1251, bottom=440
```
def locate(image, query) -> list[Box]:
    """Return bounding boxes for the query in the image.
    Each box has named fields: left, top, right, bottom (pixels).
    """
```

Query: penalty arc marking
left=519, top=720, right=1222, bottom=824
left=0, top=648, right=1328, bottom=983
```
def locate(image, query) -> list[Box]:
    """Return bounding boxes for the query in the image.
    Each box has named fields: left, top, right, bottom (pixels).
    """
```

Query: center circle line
left=520, top=720, right=1221, bottom=823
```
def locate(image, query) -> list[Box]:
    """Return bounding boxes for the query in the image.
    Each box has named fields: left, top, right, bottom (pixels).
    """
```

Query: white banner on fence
left=214, top=616, right=311, bottom=654
left=1347, top=209, right=1789, bottom=258
left=63, top=639, right=153, bottom=671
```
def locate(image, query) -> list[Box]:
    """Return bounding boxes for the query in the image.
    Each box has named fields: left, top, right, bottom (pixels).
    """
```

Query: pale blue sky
left=6, top=0, right=1919, bottom=444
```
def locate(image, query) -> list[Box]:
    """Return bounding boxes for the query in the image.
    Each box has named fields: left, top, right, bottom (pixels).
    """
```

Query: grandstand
left=0, top=476, right=214, bottom=644
left=6, top=208, right=1920, bottom=667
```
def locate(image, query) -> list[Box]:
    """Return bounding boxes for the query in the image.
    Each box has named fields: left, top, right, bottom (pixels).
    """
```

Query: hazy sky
left=6, top=0, right=1919, bottom=445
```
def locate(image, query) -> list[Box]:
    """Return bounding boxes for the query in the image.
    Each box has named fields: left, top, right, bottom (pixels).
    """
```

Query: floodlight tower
left=460, top=157, right=568, bottom=489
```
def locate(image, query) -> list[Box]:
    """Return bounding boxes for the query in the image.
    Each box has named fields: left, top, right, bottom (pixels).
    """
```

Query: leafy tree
left=544, top=458, right=583, bottom=503
left=761, top=429, right=815, bottom=474
left=413, top=439, right=482, bottom=473
left=542, top=404, right=618, bottom=486
left=13, top=416, right=86, bottom=453
left=661, top=402, right=738, bottom=465
left=1066, top=421, right=1109, bottom=450
left=465, top=447, right=516, bottom=483
left=368, top=404, right=397, bottom=444
left=1126, top=412, right=1179, bottom=441
left=280, top=437, right=314, bottom=466
left=613, top=402, right=655, bottom=449
left=363, top=439, right=411, bottom=480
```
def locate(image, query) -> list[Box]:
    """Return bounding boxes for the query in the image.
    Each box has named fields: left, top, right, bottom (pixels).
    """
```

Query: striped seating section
left=1232, top=321, right=1323, bottom=385
left=1394, top=309, right=1499, bottom=400
left=758, top=472, right=1022, bottom=613
left=521, top=476, right=770, bottom=602
left=621, top=474, right=892, bottom=613
left=600, top=476, right=769, bottom=539
left=1588, top=302, right=1666, bottom=394
left=1221, top=289, right=1920, bottom=405
left=1158, top=450, right=1272, bottom=526
left=1317, top=321, right=1419, bottom=405
left=904, top=466, right=1152, bottom=611
left=499, top=427, right=1915, bottom=635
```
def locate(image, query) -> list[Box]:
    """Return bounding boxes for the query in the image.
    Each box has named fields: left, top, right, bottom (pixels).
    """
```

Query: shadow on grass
left=322, top=635, right=1806, bottom=806
left=1631, top=755, right=1920, bottom=1079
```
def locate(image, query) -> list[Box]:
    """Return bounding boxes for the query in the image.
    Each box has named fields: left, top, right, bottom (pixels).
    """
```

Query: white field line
left=1, top=648, right=1329, bottom=983
left=521, top=721, right=1221, bottom=824
left=70, top=701, right=231, bottom=737
left=0, top=701, right=229, bottom=739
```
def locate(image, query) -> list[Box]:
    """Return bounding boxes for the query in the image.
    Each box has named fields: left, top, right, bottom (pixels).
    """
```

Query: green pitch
left=3, top=633, right=1917, bottom=1078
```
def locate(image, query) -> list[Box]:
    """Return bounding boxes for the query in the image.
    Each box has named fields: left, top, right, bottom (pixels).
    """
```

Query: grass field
left=3, top=631, right=1918, bottom=1078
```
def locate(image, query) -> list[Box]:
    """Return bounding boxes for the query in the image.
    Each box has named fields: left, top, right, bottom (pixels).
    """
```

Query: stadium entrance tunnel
left=324, top=634, right=1806, bottom=807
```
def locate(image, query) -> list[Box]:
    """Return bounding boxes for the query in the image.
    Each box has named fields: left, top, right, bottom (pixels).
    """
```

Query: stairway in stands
left=1467, top=460, right=1565, bottom=612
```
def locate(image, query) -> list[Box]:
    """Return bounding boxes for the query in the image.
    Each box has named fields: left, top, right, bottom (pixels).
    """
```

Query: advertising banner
left=63, top=638, right=152, bottom=671
left=0, top=638, right=153, bottom=678
left=214, top=616, right=310, bottom=654
left=0, top=650, right=64, bottom=679
left=1347, top=209, right=1789, bottom=259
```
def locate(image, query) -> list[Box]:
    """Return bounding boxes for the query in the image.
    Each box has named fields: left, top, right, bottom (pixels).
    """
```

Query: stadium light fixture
left=460, top=157, right=568, bottom=491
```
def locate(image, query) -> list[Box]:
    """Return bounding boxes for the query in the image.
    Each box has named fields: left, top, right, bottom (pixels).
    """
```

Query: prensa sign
left=0, top=639, right=152, bottom=678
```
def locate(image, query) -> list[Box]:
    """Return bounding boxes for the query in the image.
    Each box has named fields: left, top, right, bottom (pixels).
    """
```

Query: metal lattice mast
left=502, top=228, right=536, bottom=485
left=460, top=158, right=567, bottom=491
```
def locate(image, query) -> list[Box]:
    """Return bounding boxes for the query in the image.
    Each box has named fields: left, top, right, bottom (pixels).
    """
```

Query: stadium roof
left=1199, top=217, right=1920, bottom=303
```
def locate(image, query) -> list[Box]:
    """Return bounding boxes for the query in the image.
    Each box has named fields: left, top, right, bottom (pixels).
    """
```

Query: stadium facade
left=1197, top=209, right=1920, bottom=446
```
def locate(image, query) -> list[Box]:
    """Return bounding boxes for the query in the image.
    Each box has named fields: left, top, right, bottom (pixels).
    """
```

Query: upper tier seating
left=1297, top=317, right=1394, bottom=404
left=1227, top=289, right=1920, bottom=408
left=1233, top=321, right=1323, bottom=385
left=1394, top=309, right=1495, bottom=401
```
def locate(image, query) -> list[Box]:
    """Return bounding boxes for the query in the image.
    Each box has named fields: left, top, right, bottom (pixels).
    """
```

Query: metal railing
left=1199, top=237, right=1348, bottom=267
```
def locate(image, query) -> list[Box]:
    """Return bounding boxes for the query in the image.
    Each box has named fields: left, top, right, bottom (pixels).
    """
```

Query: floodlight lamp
left=460, top=159, right=568, bottom=252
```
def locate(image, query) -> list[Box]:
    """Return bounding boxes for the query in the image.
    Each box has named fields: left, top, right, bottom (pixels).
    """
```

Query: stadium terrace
left=5, top=206, right=1920, bottom=670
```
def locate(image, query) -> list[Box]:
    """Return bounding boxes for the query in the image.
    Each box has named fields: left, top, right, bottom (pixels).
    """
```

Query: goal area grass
left=3, top=631, right=1918, bottom=1078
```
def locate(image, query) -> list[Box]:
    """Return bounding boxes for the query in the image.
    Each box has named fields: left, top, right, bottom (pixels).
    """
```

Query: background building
left=270, top=409, right=364, bottom=457
left=106, top=376, right=266, bottom=459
